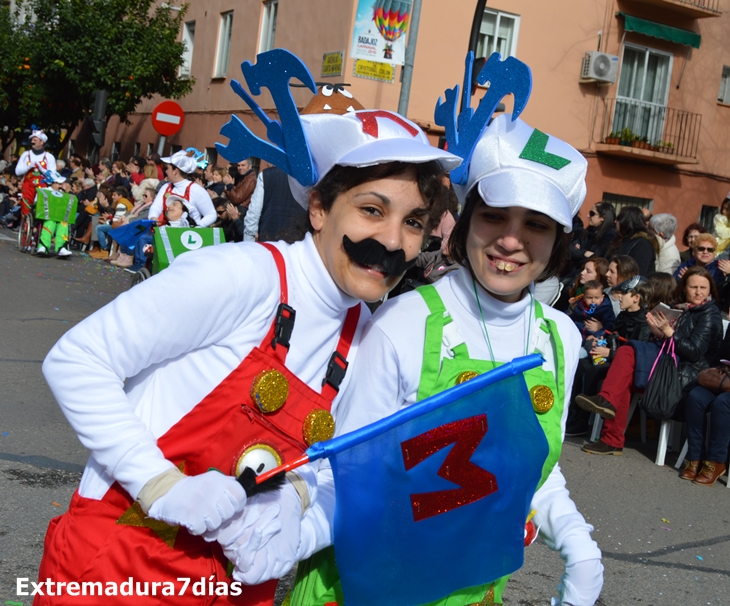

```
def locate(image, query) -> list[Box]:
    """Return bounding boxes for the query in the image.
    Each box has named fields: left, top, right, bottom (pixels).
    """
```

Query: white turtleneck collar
left=449, top=265, right=533, bottom=327
left=288, top=232, right=361, bottom=315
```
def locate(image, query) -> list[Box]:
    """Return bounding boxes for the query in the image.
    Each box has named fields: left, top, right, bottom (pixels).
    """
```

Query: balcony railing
left=599, top=97, right=701, bottom=161
left=624, top=0, right=721, bottom=18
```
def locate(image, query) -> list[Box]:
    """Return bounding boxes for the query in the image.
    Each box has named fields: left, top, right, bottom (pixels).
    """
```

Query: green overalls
left=289, top=285, right=567, bottom=606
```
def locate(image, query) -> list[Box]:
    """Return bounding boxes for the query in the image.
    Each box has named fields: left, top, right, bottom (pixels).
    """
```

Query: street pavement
left=0, top=231, right=728, bottom=605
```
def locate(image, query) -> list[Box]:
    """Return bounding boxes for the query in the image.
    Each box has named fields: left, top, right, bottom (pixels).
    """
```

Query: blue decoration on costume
left=216, top=49, right=318, bottom=187
left=185, top=147, right=208, bottom=169
left=435, top=52, right=532, bottom=186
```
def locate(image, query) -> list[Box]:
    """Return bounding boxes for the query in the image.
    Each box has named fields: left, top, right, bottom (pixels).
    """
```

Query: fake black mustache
left=342, top=235, right=417, bottom=277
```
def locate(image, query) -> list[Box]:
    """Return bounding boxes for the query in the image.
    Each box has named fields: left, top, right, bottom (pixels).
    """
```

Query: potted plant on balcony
left=657, top=140, right=675, bottom=154
left=620, top=127, right=634, bottom=146
left=605, top=131, right=620, bottom=145
left=630, top=134, right=642, bottom=148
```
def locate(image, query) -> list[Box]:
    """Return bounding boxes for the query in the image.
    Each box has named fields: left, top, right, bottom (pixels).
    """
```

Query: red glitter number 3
left=401, top=414, right=497, bottom=522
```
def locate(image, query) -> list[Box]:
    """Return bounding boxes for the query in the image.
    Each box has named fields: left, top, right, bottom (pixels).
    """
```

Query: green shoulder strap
left=415, top=285, right=469, bottom=401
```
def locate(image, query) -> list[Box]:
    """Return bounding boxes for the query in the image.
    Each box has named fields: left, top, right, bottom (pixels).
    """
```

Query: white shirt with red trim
left=42, top=233, right=368, bottom=502
left=15, top=149, right=56, bottom=177
left=148, top=179, right=217, bottom=227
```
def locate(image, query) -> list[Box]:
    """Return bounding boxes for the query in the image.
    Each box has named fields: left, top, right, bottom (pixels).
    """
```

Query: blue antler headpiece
left=434, top=52, right=532, bottom=186
left=216, top=49, right=318, bottom=187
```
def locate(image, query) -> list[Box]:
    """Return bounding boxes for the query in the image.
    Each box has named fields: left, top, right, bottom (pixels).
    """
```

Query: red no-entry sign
left=151, top=101, right=185, bottom=136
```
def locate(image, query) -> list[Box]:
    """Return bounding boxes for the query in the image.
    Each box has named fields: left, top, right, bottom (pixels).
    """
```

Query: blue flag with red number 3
left=308, top=355, right=548, bottom=606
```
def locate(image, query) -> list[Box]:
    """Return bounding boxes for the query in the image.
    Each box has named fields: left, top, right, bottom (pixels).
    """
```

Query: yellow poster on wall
left=353, top=59, right=395, bottom=83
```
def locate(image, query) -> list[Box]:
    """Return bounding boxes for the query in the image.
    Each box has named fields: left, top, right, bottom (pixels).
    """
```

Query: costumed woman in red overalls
left=36, top=49, right=459, bottom=605
left=15, top=128, right=57, bottom=216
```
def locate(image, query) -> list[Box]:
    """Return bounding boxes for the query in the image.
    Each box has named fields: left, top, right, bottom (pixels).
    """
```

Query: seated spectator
left=611, top=206, right=658, bottom=277
left=568, top=257, right=609, bottom=308
left=674, top=233, right=727, bottom=289
left=570, top=201, right=617, bottom=263
left=206, top=167, right=227, bottom=198
left=126, top=157, right=145, bottom=186
left=577, top=267, right=723, bottom=455
left=56, top=159, right=72, bottom=179
left=69, top=155, right=85, bottom=181
left=604, top=255, right=640, bottom=316
left=569, top=280, right=615, bottom=339
left=649, top=213, right=681, bottom=275
left=130, top=164, right=160, bottom=205
left=146, top=153, right=164, bottom=181
left=127, top=187, right=156, bottom=222
left=213, top=198, right=245, bottom=242
left=679, top=222, right=706, bottom=263
left=680, top=325, right=730, bottom=485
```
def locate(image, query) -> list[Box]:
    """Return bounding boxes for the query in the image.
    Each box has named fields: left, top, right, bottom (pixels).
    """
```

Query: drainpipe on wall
left=397, top=0, right=423, bottom=117
left=468, top=0, right=488, bottom=56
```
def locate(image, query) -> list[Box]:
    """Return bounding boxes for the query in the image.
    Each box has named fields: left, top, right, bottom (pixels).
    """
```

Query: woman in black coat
left=570, top=201, right=617, bottom=265
left=679, top=323, right=730, bottom=485
left=612, top=206, right=658, bottom=277
left=576, top=267, right=723, bottom=455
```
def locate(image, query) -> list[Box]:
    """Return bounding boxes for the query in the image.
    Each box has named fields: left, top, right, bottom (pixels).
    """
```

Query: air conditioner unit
left=580, top=51, right=619, bottom=84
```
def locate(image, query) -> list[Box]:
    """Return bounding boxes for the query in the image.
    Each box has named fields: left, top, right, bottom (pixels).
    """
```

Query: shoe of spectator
left=111, top=253, right=134, bottom=268
left=575, top=394, right=616, bottom=420
left=581, top=439, right=623, bottom=456
left=57, top=247, right=72, bottom=258
left=692, top=461, right=726, bottom=486
left=679, top=460, right=700, bottom=481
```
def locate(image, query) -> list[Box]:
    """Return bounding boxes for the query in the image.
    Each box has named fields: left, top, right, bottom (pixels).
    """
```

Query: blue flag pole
left=253, top=354, right=543, bottom=485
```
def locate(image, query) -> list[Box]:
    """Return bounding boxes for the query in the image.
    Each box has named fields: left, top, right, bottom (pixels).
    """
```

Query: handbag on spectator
left=697, top=365, right=730, bottom=394
left=639, top=338, right=683, bottom=421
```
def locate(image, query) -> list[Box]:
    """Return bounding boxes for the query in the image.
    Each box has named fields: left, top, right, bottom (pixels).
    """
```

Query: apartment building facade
left=92, top=0, right=730, bottom=230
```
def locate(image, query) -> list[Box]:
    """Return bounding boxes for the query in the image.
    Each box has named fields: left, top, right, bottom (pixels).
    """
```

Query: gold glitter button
left=250, top=369, right=289, bottom=413
left=235, top=444, right=282, bottom=477
left=302, top=409, right=335, bottom=446
left=455, top=370, right=479, bottom=385
left=530, top=385, right=554, bottom=414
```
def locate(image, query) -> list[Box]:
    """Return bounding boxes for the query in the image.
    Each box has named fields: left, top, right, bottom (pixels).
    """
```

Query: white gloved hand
left=147, top=471, right=247, bottom=536
left=551, top=558, right=604, bottom=606
left=228, top=481, right=303, bottom=585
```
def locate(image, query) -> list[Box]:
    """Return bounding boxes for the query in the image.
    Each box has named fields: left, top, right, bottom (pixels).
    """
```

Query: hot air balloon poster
left=351, top=0, right=412, bottom=66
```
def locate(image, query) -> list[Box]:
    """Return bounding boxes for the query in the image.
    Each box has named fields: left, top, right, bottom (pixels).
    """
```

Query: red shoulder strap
left=259, top=242, right=288, bottom=303
left=259, top=243, right=291, bottom=363
left=320, top=304, right=362, bottom=403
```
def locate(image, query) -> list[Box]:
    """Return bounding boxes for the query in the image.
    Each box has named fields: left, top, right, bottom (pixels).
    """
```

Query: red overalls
left=159, top=181, right=193, bottom=226
left=20, top=152, right=49, bottom=216
left=37, top=243, right=361, bottom=605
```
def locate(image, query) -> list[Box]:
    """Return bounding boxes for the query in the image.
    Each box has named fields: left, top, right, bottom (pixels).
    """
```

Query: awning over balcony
left=617, top=12, right=701, bottom=49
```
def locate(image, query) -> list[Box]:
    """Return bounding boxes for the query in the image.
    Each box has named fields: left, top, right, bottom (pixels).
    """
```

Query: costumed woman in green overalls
left=282, top=55, right=604, bottom=606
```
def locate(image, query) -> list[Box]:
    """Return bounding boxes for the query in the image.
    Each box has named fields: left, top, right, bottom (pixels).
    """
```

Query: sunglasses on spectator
left=695, top=246, right=715, bottom=253
left=217, top=209, right=226, bottom=215
left=588, top=210, right=599, bottom=217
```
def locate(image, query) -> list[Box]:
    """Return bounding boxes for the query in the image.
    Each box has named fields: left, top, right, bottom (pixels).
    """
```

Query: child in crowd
left=569, top=279, right=616, bottom=339
left=568, top=257, right=609, bottom=306
left=566, top=275, right=653, bottom=436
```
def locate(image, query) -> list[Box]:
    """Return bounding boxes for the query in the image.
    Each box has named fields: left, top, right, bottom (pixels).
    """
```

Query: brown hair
left=583, top=280, right=604, bottom=294
left=611, top=255, right=640, bottom=284
left=681, top=222, right=706, bottom=247
left=569, top=257, right=609, bottom=297
left=311, top=161, right=448, bottom=232
left=646, top=272, right=676, bottom=309
left=674, top=266, right=719, bottom=304
left=449, top=188, right=568, bottom=281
